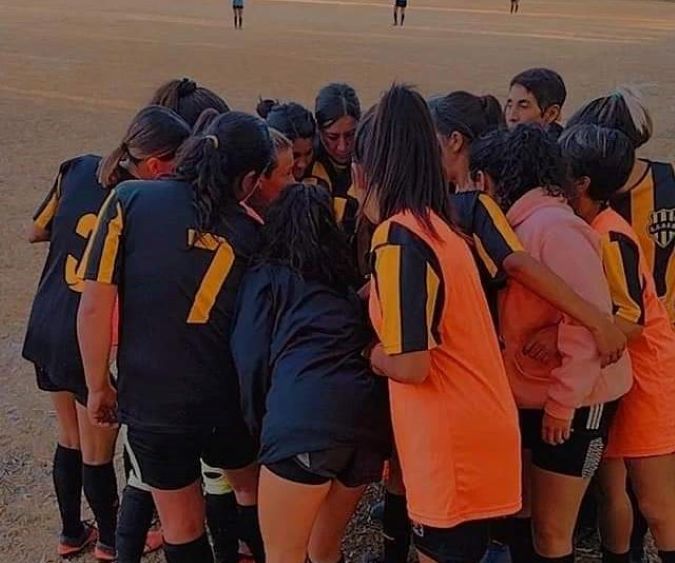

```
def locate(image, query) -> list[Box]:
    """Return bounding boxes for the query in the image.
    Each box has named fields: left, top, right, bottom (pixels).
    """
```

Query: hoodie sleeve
left=231, top=268, right=274, bottom=439
left=539, top=225, right=607, bottom=420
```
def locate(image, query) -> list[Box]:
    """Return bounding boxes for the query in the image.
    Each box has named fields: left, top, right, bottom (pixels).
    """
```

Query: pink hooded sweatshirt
left=500, top=189, right=632, bottom=421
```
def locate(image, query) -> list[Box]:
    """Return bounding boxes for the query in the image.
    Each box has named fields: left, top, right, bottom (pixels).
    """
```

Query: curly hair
left=255, top=183, right=359, bottom=291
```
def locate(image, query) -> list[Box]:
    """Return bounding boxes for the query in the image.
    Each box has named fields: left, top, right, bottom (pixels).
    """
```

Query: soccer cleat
left=57, top=523, right=98, bottom=558
left=94, top=541, right=116, bottom=561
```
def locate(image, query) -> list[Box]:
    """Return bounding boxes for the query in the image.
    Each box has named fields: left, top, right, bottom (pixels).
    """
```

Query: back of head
left=98, top=105, right=191, bottom=188
left=430, top=91, right=503, bottom=141
left=150, top=78, right=230, bottom=127
left=468, top=128, right=510, bottom=185
left=315, top=83, right=361, bottom=129
left=566, top=86, right=653, bottom=149
left=175, top=111, right=273, bottom=233
left=362, top=84, right=451, bottom=228
left=493, top=123, right=570, bottom=211
left=192, top=108, right=222, bottom=136
left=257, top=99, right=316, bottom=141
left=559, top=124, right=635, bottom=202
left=510, top=68, right=567, bottom=111
left=258, top=183, right=358, bottom=289
left=265, top=129, right=293, bottom=176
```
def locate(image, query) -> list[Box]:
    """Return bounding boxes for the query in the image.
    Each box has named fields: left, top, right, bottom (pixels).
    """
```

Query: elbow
left=28, top=225, right=49, bottom=243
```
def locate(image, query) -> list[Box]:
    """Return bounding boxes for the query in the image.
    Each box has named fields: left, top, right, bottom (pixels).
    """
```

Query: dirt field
left=1, top=0, right=674, bottom=560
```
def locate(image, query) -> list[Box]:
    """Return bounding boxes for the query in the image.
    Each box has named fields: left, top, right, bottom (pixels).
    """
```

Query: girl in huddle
left=355, top=84, right=522, bottom=563
left=232, top=183, right=391, bottom=563
left=23, top=106, right=189, bottom=560
left=469, top=124, right=632, bottom=563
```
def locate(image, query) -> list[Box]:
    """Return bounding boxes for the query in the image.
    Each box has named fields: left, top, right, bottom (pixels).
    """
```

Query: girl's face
left=292, top=137, right=314, bottom=180
left=320, top=116, right=358, bottom=165
left=255, top=148, right=295, bottom=209
left=132, top=156, right=176, bottom=180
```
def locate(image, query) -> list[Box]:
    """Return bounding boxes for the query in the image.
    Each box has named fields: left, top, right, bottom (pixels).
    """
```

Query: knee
left=637, top=494, right=672, bottom=529
left=533, top=520, right=573, bottom=555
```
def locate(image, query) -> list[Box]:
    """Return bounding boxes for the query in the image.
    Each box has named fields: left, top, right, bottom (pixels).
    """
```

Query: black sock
left=602, top=548, right=630, bottom=562
left=659, top=552, right=675, bottom=563
left=82, top=462, right=119, bottom=548
left=383, top=492, right=410, bottom=563
left=238, top=504, right=265, bottom=563
left=393, top=11, right=398, bottom=24
left=116, top=484, right=155, bottom=563
left=164, top=533, right=214, bottom=563
left=53, top=445, right=85, bottom=539
left=501, top=517, right=534, bottom=563
left=401, top=12, right=405, bottom=25
left=206, top=492, right=239, bottom=563
left=533, top=554, right=574, bottom=562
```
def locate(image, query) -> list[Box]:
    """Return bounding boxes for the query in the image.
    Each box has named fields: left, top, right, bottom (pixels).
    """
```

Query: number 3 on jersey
left=65, top=213, right=98, bottom=293
left=187, top=230, right=235, bottom=324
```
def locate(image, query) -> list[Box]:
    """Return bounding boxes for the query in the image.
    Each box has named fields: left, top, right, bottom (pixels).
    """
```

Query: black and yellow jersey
left=82, top=179, right=261, bottom=431
left=305, top=144, right=359, bottom=237
left=22, top=155, right=112, bottom=388
left=450, top=191, right=524, bottom=324
left=611, top=160, right=675, bottom=324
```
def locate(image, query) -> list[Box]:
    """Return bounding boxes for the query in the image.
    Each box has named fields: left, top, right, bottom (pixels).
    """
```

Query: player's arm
left=369, top=229, right=443, bottom=384
left=473, top=193, right=625, bottom=366
left=602, top=232, right=645, bottom=341
left=77, top=192, right=124, bottom=427
left=29, top=168, right=65, bottom=243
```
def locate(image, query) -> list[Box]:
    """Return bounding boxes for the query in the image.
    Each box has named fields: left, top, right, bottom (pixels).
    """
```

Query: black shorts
left=125, top=422, right=257, bottom=491
left=35, top=365, right=88, bottom=407
left=519, top=401, right=619, bottom=479
left=265, top=446, right=385, bottom=488
left=395, top=0, right=408, bottom=6
left=412, top=519, right=490, bottom=563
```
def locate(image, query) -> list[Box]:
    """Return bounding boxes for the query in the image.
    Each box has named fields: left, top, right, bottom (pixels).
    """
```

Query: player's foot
left=143, top=528, right=163, bottom=554
left=94, top=541, right=116, bottom=561
left=57, top=523, right=98, bottom=558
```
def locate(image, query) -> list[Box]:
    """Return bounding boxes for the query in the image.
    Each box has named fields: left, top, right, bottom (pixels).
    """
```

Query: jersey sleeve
left=371, top=224, right=444, bottom=355
left=472, top=193, right=524, bottom=278
left=602, top=232, right=646, bottom=325
left=33, top=166, right=65, bottom=230
left=82, top=190, right=125, bottom=285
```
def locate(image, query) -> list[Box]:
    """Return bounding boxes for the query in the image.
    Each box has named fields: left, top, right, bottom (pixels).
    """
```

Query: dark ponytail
left=430, top=91, right=502, bottom=142
left=98, top=105, right=190, bottom=188
left=192, top=108, right=222, bottom=135
left=150, top=77, right=230, bottom=127
left=315, top=83, right=361, bottom=130
left=175, top=111, right=273, bottom=233
left=362, top=84, right=453, bottom=233
left=257, top=99, right=316, bottom=142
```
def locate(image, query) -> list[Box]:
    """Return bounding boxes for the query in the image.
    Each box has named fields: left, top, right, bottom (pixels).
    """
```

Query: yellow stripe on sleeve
left=602, top=235, right=643, bottom=324
left=97, top=202, right=124, bottom=284
left=375, top=244, right=403, bottom=355
left=425, top=263, right=441, bottom=347
left=479, top=193, right=524, bottom=253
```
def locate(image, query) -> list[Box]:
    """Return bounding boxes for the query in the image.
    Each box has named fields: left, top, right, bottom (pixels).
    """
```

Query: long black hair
left=174, top=111, right=273, bottom=233
left=359, top=84, right=454, bottom=232
left=314, top=83, right=361, bottom=130
left=256, top=183, right=359, bottom=291
left=256, top=99, right=316, bottom=141
left=430, top=91, right=504, bottom=141
left=150, top=78, right=230, bottom=127
left=98, top=106, right=190, bottom=188
left=476, top=124, right=571, bottom=212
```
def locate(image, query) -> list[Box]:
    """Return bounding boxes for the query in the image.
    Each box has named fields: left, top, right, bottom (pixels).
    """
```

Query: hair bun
left=256, top=98, right=279, bottom=119
left=178, top=78, right=197, bottom=97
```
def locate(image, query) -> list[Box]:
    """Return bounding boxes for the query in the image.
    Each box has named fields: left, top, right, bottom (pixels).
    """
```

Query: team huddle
left=22, top=69, right=675, bottom=563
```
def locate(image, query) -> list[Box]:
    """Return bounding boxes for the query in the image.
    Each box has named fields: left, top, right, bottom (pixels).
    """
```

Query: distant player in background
left=233, top=0, right=244, bottom=29
left=393, top=0, right=407, bottom=26
left=511, top=0, right=519, bottom=14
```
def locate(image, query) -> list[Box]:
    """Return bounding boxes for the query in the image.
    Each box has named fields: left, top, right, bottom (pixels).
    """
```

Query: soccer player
left=510, top=0, right=520, bottom=14
left=556, top=124, right=675, bottom=563
left=470, top=124, right=633, bottom=563
left=233, top=0, right=244, bottom=29
left=232, top=183, right=391, bottom=563
left=393, top=0, right=407, bottom=26
left=355, top=84, right=522, bottom=563
left=505, top=68, right=566, bottom=137
left=256, top=99, right=317, bottom=181
left=77, top=112, right=273, bottom=563
left=24, top=106, right=190, bottom=560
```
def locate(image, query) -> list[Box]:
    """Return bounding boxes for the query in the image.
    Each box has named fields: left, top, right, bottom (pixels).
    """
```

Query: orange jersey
left=592, top=208, right=675, bottom=458
left=369, top=210, right=521, bottom=528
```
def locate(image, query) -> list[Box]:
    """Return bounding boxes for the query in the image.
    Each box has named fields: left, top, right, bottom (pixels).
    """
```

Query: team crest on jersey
left=649, top=208, right=675, bottom=248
